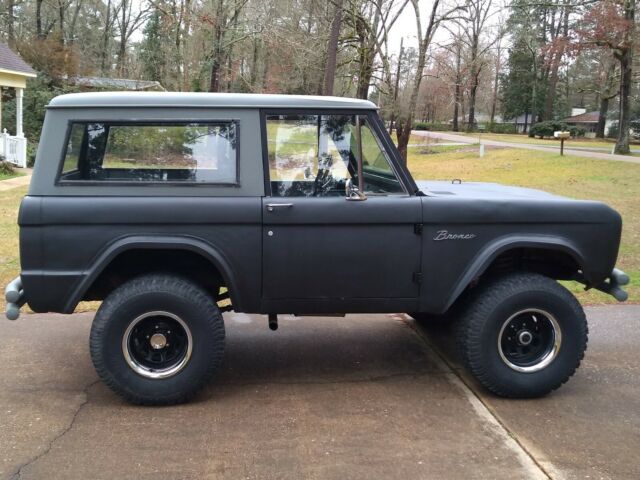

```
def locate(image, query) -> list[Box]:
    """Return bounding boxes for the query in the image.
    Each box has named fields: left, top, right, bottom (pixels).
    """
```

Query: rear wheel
left=457, top=273, right=587, bottom=398
left=90, top=273, right=225, bottom=405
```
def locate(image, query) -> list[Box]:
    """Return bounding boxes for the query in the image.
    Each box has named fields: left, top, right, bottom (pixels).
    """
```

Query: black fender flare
left=440, top=234, right=587, bottom=313
left=63, top=235, right=240, bottom=313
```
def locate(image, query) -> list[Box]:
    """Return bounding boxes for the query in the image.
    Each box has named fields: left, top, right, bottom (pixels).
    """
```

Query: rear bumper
left=4, top=276, right=26, bottom=320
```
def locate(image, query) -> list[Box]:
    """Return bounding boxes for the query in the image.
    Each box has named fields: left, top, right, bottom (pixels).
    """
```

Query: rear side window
left=59, top=122, right=238, bottom=184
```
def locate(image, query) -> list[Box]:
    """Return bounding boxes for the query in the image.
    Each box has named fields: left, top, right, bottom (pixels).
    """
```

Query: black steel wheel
left=498, top=309, right=562, bottom=373
left=90, top=273, right=225, bottom=405
left=457, top=272, right=588, bottom=398
left=122, top=311, right=193, bottom=379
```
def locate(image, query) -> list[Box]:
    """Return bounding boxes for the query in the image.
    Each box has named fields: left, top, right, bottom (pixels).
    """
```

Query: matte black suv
left=4, top=92, right=629, bottom=405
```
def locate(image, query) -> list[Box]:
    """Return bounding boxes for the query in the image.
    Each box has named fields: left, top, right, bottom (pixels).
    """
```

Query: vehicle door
left=261, top=111, right=422, bottom=312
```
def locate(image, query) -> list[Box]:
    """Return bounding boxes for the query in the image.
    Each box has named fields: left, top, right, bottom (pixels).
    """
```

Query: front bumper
left=579, top=268, right=630, bottom=302
left=4, top=276, right=26, bottom=320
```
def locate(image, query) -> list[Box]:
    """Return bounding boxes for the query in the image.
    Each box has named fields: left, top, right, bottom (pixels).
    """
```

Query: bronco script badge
left=433, top=230, right=476, bottom=241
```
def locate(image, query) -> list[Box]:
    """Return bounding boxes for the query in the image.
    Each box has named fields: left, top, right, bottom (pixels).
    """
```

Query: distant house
left=69, top=76, right=165, bottom=91
left=562, top=108, right=608, bottom=138
left=0, top=42, right=37, bottom=167
left=506, top=113, right=535, bottom=134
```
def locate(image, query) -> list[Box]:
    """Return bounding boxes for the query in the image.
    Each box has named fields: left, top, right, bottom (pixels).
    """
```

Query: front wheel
left=89, top=274, right=225, bottom=405
left=457, top=273, right=588, bottom=398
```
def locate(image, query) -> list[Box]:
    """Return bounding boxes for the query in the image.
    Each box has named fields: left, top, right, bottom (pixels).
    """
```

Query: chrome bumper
left=4, top=276, right=25, bottom=320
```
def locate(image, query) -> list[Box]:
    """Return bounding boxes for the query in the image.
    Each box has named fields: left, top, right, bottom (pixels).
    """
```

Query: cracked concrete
left=10, top=380, right=99, bottom=480
left=1, top=308, right=638, bottom=479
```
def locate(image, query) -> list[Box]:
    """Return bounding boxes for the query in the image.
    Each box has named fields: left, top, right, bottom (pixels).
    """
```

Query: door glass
left=266, top=114, right=404, bottom=197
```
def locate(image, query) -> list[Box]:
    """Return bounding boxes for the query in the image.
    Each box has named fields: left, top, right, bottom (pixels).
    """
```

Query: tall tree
left=575, top=0, right=636, bottom=153
left=395, top=0, right=462, bottom=162
left=323, top=0, right=343, bottom=95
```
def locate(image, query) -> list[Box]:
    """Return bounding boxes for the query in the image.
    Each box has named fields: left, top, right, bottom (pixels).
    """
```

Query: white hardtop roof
left=48, top=92, right=378, bottom=110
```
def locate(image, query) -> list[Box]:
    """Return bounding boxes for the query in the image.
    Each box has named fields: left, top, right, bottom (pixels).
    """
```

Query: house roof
left=0, top=43, right=36, bottom=76
left=70, top=76, right=165, bottom=91
left=48, top=92, right=379, bottom=110
left=563, top=111, right=599, bottom=123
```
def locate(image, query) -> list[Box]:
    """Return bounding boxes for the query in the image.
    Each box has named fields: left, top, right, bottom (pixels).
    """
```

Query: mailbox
left=554, top=131, right=571, bottom=139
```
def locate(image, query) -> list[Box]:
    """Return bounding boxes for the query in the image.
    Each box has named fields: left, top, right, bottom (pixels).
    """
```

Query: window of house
left=59, top=122, right=238, bottom=184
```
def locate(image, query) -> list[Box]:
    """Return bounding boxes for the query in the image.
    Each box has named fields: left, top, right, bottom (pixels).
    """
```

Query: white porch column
left=16, top=87, right=23, bottom=137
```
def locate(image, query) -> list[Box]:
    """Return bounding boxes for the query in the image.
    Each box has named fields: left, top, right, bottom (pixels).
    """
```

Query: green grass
left=455, top=132, right=623, bottom=149
left=0, top=186, right=24, bottom=311
left=407, top=146, right=639, bottom=304
left=0, top=170, right=22, bottom=181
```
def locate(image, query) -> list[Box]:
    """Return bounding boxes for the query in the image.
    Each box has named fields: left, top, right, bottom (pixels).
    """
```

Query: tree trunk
left=209, top=57, right=221, bottom=92
left=614, top=0, right=635, bottom=155
left=452, top=42, right=461, bottom=132
left=7, top=0, right=15, bottom=47
left=355, top=6, right=380, bottom=100
left=543, top=51, right=560, bottom=120
left=615, top=49, right=633, bottom=154
left=596, top=96, right=609, bottom=139
left=395, top=0, right=441, bottom=164
left=388, top=38, right=404, bottom=135
left=528, top=61, right=538, bottom=136
left=101, top=0, right=111, bottom=74
left=490, top=45, right=501, bottom=125
left=467, top=72, right=480, bottom=132
left=36, top=0, right=44, bottom=38
left=323, top=0, right=343, bottom=96
left=58, top=0, right=66, bottom=44
left=543, top=3, right=568, bottom=120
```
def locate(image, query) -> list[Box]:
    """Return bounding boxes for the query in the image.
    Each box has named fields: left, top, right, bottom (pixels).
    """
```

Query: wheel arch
left=64, top=235, right=241, bottom=313
left=441, top=235, right=587, bottom=313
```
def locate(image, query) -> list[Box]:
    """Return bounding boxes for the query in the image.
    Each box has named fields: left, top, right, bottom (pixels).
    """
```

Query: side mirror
left=345, top=178, right=367, bottom=201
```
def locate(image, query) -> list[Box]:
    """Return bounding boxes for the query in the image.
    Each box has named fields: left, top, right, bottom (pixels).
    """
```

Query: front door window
left=266, top=114, right=405, bottom=197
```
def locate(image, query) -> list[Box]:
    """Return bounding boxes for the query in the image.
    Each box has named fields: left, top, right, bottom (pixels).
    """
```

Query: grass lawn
left=0, top=170, right=23, bottom=181
left=0, top=186, right=24, bottom=312
left=0, top=145, right=637, bottom=312
left=453, top=132, right=628, bottom=150
left=407, top=146, right=639, bottom=304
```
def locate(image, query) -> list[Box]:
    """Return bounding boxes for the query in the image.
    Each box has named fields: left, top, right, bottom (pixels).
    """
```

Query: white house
left=0, top=43, right=37, bottom=168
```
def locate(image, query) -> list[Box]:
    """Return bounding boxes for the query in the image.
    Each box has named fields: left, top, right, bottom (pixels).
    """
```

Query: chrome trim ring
left=497, top=308, right=562, bottom=373
left=122, top=311, right=193, bottom=379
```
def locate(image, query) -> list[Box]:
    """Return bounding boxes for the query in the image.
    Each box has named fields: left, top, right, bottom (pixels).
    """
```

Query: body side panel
left=419, top=196, right=622, bottom=313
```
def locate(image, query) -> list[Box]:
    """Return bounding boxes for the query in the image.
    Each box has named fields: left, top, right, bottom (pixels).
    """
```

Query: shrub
left=413, top=122, right=450, bottom=131
left=27, top=143, right=38, bottom=168
left=529, top=120, right=568, bottom=139
left=487, top=123, right=517, bottom=134
left=569, top=126, right=586, bottom=138
left=0, top=159, right=16, bottom=176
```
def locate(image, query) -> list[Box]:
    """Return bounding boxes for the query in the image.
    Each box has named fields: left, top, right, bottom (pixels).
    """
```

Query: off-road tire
left=90, top=273, right=225, bottom=405
left=457, top=272, right=588, bottom=398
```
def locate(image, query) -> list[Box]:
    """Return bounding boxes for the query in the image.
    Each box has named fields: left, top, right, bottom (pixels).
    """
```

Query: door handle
left=266, top=203, right=293, bottom=212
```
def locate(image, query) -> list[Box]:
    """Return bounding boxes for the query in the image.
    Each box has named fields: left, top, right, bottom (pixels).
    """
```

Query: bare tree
left=395, top=0, right=465, bottom=162
left=115, top=0, right=149, bottom=75
left=323, top=0, right=344, bottom=95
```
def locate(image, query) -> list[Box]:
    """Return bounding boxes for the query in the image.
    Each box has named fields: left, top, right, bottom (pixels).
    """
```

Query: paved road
left=415, top=131, right=640, bottom=164
left=1, top=307, right=639, bottom=479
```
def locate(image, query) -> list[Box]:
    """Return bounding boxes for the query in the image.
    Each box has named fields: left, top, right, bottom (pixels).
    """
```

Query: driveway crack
left=401, top=316, right=554, bottom=480
left=10, top=379, right=100, bottom=480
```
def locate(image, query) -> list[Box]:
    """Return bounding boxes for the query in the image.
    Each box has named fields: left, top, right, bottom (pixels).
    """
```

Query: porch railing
left=0, top=129, right=27, bottom=168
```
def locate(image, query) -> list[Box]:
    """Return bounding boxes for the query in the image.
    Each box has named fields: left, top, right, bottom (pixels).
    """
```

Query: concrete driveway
left=1, top=306, right=638, bottom=479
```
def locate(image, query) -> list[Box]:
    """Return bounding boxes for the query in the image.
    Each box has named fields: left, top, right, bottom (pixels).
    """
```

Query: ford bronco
left=4, top=92, right=629, bottom=405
